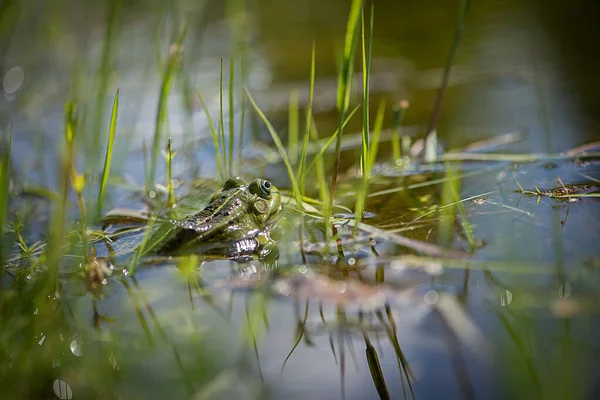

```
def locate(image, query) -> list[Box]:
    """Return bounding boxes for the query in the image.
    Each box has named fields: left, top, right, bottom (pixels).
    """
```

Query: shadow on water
left=2, top=0, right=600, bottom=399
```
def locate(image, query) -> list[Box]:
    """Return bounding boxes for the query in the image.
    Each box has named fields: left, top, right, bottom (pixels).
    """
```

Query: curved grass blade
left=305, top=105, right=360, bottom=176
left=245, top=88, right=302, bottom=208
left=97, top=89, right=119, bottom=218
left=195, top=87, right=224, bottom=180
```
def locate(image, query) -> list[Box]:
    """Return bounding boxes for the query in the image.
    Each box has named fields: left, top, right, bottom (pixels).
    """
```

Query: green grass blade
left=219, top=58, right=227, bottom=176
left=148, top=23, right=188, bottom=190
left=354, top=100, right=385, bottom=235
left=425, top=0, right=471, bottom=138
left=360, top=3, right=374, bottom=174
left=91, top=0, right=119, bottom=159
left=129, top=216, right=158, bottom=276
left=97, top=89, right=119, bottom=218
left=337, top=0, right=363, bottom=113
left=0, top=124, right=12, bottom=276
left=238, top=58, right=247, bottom=173
left=228, top=56, right=235, bottom=177
left=330, top=0, right=363, bottom=209
left=306, top=105, right=360, bottom=176
left=245, top=87, right=302, bottom=207
left=297, top=43, right=316, bottom=189
left=166, top=138, right=176, bottom=208
left=195, top=87, right=224, bottom=180
left=288, top=89, right=299, bottom=166
left=443, top=161, right=476, bottom=251
left=391, top=101, right=408, bottom=161
left=308, top=119, right=331, bottom=242
left=47, top=101, right=78, bottom=295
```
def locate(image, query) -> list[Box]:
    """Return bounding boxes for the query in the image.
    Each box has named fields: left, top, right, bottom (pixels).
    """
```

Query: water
left=2, top=0, right=600, bottom=399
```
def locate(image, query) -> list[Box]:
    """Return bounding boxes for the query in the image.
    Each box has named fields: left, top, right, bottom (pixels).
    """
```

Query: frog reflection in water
left=152, top=177, right=283, bottom=260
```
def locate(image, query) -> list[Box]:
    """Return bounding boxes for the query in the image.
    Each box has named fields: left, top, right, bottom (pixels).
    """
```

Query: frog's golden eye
left=223, top=176, right=246, bottom=190
left=249, top=179, right=272, bottom=198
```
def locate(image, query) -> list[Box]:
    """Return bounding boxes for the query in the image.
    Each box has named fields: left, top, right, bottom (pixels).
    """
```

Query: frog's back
left=157, top=187, right=252, bottom=252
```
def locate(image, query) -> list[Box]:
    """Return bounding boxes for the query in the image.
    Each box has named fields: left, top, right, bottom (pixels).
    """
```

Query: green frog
left=147, top=177, right=283, bottom=260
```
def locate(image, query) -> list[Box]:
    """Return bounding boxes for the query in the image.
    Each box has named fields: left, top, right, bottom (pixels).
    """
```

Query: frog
left=147, top=177, right=283, bottom=260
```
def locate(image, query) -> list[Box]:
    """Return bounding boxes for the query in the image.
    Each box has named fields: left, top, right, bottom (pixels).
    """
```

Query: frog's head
left=248, top=178, right=282, bottom=226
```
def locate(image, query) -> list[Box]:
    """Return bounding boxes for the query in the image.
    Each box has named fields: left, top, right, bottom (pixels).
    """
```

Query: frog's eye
left=223, top=177, right=246, bottom=190
left=249, top=179, right=272, bottom=198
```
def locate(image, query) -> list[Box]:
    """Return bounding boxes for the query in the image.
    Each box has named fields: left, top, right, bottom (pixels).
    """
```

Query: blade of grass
left=425, top=0, right=471, bottom=139
left=297, top=43, right=316, bottom=188
left=47, top=101, right=78, bottom=296
left=228, top=56, right=235, bottom=176
left=364, top=334, right=391, bottom=400
left=305, top=105, right=360, bottom=176
left=391, top=101, right=409, bottom=161
left=195, top=87, right=224, bottom=180
left=360, top=3, right=374, bottom=174
left=308, top=119, right=332, bottom=243
left=296, top=44, right=316, bottom=260
left=281, top=300, right=310, bottom=373
left=238, top=57, right=247, bottom=173
left=354, top=100, right=385, bottom=235
left=97, top=89, right=119, bottom=218
left=0, top=124, right=12, bottom=292
left=219, top=58, right=227, bottom=176
left=148, top=23, right=188, bottom=190
left=444, top=161, right=476, bottom=251
left=330, top=0, right=363, bottom=210
left=288, top=89, right=299, bottom=166
left=91, top=0, right=119, bottom=160
left=129, top=215, right=158, bottom=276
left=166, top=138, right=176, bottom=208
left=245, top=88, right=302, bottom=208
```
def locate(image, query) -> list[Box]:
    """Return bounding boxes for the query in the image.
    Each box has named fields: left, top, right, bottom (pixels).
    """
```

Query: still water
left=1, top=0, right=600, bottom=399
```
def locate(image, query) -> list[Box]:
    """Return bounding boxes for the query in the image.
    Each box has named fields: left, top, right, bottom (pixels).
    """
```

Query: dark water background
left=1, top=0, right=600, bottom=399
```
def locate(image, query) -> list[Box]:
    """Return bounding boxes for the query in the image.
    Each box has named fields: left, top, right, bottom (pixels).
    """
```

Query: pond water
left=1, top=0, right=600, bottom=399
